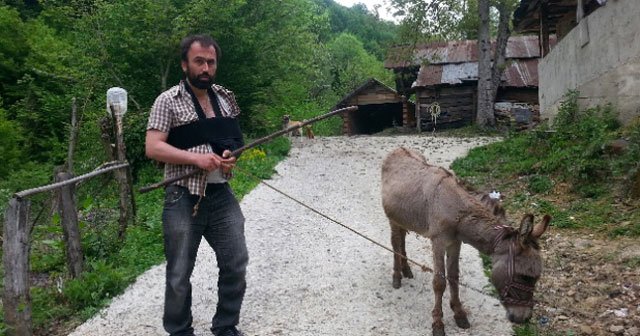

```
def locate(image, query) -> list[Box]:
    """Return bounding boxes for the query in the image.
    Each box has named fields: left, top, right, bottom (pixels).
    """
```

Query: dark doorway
left=349, top=103, right=403, bottom=135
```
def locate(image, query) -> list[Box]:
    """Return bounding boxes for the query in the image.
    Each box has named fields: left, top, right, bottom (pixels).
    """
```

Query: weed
left=452, top=91, right=640, bottom=236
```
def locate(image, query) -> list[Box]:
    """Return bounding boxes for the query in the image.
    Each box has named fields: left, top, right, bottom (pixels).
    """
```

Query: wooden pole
left=139, top=106, right=358, bottom=194
left=14, top=162, right=129, bottom=199
left=67, top=97, right=78, bottom=174
left=56, top=172, right=83, bottom=278
left=540, top=3, right=550, bottom=57
left=3, top=198, right=33, bottom=336
left=112, top=110, right=135, bottom=239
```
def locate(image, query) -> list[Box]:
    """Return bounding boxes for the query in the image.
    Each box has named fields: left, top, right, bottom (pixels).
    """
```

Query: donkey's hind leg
left=447, top=240, right=470, bottom=329
left=390, top=222, right=412, bottom=289
left=399, top=226, right=414, bottom=279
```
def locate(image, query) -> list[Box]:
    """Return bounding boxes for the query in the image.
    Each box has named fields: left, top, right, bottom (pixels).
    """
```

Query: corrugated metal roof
left=413, top=58, right=539, bottom=88
left=385, top=35, right=543, bottom=69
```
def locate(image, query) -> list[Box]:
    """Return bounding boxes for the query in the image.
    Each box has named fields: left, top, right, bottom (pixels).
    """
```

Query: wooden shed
left=386, top=36, right=545, bottom=131
left=334, top=78, right=415, bottom=135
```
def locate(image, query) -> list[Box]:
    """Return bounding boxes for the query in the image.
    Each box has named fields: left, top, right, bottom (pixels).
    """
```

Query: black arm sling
left=167, top=83, right=244, bottom=156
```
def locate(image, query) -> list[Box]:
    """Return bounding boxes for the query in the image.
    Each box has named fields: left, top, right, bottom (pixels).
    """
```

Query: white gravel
left=69, top=135, right=514, bottom=336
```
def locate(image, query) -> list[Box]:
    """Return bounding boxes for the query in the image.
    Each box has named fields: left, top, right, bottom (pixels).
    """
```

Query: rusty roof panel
left=413, top=58, right=539, bottom=88
left=412, top=65, right=444, bottom=87
left=502, top=59, right=539, bottom=87
left=385, top=35, right=543, bottom=69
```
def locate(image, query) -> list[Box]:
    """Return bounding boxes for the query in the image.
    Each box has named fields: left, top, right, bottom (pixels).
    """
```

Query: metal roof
left=413, top=58, right=539, bottom=88
left=385, top=35, right=543, bottom=69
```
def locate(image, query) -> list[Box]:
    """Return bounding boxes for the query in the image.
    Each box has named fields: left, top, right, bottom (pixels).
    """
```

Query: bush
left=451, top=90, right=640, bottom=236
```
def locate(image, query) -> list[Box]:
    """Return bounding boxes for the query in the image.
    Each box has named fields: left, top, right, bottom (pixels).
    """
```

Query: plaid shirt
left=147, top=80, right=241, bottom=196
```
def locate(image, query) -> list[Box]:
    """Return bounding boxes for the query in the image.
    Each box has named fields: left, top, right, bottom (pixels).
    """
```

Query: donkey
left=381, top=147, right=550, bottom=336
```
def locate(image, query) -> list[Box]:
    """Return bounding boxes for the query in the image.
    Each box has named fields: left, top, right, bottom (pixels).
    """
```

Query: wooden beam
left=540, top=2, right=550, bottom=56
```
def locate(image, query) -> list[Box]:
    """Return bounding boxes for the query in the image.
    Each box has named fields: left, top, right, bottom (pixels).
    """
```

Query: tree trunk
left=490, top=0, right=512, bottom=101
left=476, top=0, right=494, bottom=127
left=477, top=0, right=512, bottom=128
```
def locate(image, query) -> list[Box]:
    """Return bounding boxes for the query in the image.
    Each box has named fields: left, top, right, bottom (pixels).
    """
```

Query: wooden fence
left=3, top=161, right=131, bottom=336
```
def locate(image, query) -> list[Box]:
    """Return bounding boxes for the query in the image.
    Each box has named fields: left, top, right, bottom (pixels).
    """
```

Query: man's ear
left=181, top=61, right=188, bottom=73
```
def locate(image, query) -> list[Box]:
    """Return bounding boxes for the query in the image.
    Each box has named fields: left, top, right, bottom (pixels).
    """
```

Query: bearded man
left=145, top=34, right=248, bottom=336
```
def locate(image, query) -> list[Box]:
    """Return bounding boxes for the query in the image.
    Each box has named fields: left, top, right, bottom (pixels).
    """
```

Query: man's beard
left=186, top=70, right=214, bottom=89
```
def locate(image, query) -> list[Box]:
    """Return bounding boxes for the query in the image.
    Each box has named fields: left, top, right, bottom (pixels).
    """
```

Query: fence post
left=107, top=88, right=135, bottom=240
left=56, top=172, right=83, bottom=278
left=3, top=197, right=33, bottom=336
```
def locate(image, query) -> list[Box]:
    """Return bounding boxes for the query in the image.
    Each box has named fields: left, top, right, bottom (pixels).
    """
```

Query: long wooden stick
left=15, top=162, right=129, bottom=199
left=139, top=106, right=357, bottom=194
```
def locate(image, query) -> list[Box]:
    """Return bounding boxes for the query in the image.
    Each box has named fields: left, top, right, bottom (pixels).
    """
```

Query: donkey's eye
left=519, top=275, right=536, bottom=284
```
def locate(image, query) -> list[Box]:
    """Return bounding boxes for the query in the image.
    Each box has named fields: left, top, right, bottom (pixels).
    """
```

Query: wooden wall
left=415, top=84, right=476, bottom=130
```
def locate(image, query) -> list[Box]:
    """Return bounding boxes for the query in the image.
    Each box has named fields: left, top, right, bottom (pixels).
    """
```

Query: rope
left=233, top=165, right=588, bottom=319
left=429, top=102, right=441, bottom=132
left=234, top=165, right=433, bottom=273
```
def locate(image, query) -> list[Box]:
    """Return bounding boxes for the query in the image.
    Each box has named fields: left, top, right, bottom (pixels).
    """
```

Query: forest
left=0, top=0, right=403, bottom=333
left=0, top=0, right=401, bottom=187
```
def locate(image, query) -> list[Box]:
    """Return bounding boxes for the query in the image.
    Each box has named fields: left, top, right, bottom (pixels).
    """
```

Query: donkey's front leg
left=431, top=239, right=447, bottom=336
left=446, top=240, right=470, bottom=329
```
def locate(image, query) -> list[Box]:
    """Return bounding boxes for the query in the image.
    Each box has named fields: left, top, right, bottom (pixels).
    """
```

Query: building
left=334, top=78, right=414, bottom=135
left=385, top=36, right=544, bottom=130
left=513, top=0, right=640, bottom=124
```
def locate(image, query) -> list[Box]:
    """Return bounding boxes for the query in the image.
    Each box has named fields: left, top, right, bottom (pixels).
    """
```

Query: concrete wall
left=539, top=0, right=640, bottom=125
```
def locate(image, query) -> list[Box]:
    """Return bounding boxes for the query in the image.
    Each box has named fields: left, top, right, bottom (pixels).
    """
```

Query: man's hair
left=180, top=34, right=222, bottom=62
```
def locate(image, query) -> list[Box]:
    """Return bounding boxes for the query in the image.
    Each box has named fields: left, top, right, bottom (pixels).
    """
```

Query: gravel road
left=69, top=135, right=514, bottom=336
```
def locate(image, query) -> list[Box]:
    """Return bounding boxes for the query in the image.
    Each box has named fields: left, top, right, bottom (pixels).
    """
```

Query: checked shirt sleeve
left=147, top=93, right=173, bottom=133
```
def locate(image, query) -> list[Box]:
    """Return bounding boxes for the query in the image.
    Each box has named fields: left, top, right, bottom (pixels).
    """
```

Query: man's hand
left=220, top=149, right=237, bottom=178
left=193, top=153, right=223, bottom=171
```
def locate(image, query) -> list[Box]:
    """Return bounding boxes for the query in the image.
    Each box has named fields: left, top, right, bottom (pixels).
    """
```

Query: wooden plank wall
left=416, top=85, right=476, bottom=130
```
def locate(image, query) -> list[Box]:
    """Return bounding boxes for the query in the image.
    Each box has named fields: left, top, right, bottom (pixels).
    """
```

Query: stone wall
left=539, top=0, right=640, bottom=124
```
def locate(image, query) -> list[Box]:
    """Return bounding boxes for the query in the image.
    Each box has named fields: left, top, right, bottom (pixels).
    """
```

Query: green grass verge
left=450, top=92, right=640, bottom=336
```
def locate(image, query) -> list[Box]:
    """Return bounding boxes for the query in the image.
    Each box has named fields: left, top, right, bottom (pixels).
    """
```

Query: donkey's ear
left=518, top=214, right=534, bottom=238
left=530, top=214, right=551, bottom=240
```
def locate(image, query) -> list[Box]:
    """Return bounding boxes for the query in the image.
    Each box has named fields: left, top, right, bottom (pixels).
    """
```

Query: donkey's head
left=490, top=214, right=551, bottom=323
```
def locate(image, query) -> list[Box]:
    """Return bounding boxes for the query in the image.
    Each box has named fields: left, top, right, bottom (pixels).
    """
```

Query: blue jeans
left=162, top=183, right=248, bottom=336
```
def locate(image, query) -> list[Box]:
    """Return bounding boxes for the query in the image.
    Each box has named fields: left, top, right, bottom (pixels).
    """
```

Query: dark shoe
left=212, top=326, right=245, bottom=336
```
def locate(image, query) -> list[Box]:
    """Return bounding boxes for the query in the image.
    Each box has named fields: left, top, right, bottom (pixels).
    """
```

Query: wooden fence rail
left=3, top=161, right=130, bottom=336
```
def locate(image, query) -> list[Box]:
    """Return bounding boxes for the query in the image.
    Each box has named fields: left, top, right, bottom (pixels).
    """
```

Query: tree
left=476, top=0, right=512, bottom=127
left=389, top=0, right=515, bottom=128
left=328, top=33, right=393, bottom=95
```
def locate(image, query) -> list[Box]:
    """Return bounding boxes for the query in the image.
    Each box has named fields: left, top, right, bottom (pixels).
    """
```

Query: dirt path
left=69, top=135, right=514, bottom=336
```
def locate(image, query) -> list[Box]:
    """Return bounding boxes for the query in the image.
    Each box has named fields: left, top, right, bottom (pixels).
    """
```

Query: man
left=146, top=34, right=248, bottom=336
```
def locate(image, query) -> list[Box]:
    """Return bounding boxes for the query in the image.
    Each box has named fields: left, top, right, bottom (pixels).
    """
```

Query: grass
left=0, top=137, right=290, bottom=335
left=451, top=92, right=640, bottom=237
left=449, top=92, right=640, bottom=336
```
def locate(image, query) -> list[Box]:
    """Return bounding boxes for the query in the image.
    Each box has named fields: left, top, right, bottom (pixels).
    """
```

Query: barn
left=334, top=78, right=415, bottom=135
left=386, top=36, right=546, bottom=131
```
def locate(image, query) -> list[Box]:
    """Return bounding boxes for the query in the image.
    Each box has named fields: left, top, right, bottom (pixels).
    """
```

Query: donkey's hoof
left=392, top=277, right=401, bottom=289
left=431, top=324, right=445, bottom=336
left=402, top=266, right=414, bottom=279
left=454, top=315, right=470, bottom=329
